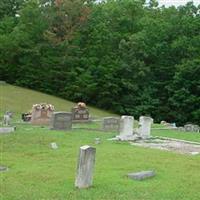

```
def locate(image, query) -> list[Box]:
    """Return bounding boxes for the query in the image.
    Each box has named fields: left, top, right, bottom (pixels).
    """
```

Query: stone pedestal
left=75, top=145, right=96, bottom=189
left=50, top=112, right=72, bottom=130
left=138, top=116, right=153, bottom=139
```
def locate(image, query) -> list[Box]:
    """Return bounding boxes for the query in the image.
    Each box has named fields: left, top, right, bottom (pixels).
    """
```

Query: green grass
left=1, top=123, right=200, bottom=200
left=0, top=84, right=116, bottom=118
left=1, top=84, right=200, bottom=199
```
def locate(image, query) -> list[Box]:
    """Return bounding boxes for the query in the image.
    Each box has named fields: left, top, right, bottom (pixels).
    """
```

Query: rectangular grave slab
left=0, top=127, right=15, bottom=134
left=50, top=112, right=72, bottom=130
left=127, top=170, right=155, bottom=180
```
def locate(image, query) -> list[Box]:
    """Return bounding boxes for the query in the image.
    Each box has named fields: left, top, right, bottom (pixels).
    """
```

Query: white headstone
left=138, top=116, right=153, bottom=139
left=75, top=145, right=96, bottom=189
left=120, top=116, right=134, bottom=136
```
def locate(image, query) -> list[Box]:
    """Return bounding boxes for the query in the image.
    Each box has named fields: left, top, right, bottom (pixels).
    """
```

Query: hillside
left=0, top=84, right=116, bottom=118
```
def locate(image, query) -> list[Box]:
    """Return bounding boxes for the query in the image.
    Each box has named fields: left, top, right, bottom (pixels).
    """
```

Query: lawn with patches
left=1, top=123, right=200, bottom=200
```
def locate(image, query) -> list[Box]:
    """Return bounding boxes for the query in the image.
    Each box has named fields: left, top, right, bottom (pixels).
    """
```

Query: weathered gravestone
left=102, top=117, right=120, bottom=132
left=50, top=112, right=72, bottom=130
left=31, top=103, right=54, bottom=125
left=3, top=111, right=13, bottom=126
left=72, top=102, right=89, bottom=122
left=184, top=124, right=194, bottom=132
left=127, top=170, right=155, bottom=181
left=138, top=116, right=153, bottom=139
left=116, top=116, right=134, bottom=140
left=0, top=127, right=15, bottom=134
left=75, top=145, right=96, bottom=189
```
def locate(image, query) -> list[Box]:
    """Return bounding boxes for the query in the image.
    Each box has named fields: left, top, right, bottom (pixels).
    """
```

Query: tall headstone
left=31, top=103, right=54, bottom=125
left=115, top=116, right=134, bottom=140
left=102, top=117, right=120, bottom=132
left=50, top=112, right=72, bottom=130
left=138, top=116, right=153, bottom=139
left=75, top=145, right=96, bottom=189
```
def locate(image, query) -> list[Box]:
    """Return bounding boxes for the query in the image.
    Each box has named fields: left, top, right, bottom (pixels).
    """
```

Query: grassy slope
left=0, top=84, right=116, bottom=117
left=1, top=124, right=200, bottom=200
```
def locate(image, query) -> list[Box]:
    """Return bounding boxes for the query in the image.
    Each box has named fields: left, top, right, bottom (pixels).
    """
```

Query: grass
left=1, top=84, right=200, bottom=199
left=1, top=122, right=200, bottom=200
left=0, top=84, right=116, bottom=118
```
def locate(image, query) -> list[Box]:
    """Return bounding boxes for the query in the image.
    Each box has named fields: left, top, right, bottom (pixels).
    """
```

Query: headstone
left=116, top=116, right=134, bottom=140
left=50, top=112, right=72, bottom=130
left=138, top=116, right=153, bottom=139
left=94, top=138, right=100, bottom=144
left=75, top=145, right=96, bottom=189
left=184, top=124, right=194, bottom=132
left=0, top=166, right=8, bottom=172
left=31, top=103, right=54, bottom=125
left=21, top=112, right=32, bottom=122
left=127, top=170, right=155, bottom=180
left=72, top=102, right=89, bottom=122
left=102, top=117, right=120, bottom=132
left=192, top=125, right=200, bottom=133
left=3, top=111, right=13, bottom=126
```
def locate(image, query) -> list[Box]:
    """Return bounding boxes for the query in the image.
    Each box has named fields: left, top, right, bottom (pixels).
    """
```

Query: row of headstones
left=178, top=124, right=200, bottom=133
left=103, top=115, right=153, bottom=140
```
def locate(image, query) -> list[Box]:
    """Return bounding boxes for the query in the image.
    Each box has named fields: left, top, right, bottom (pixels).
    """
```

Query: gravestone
left=72, top=102, right=89, bottom=122
left=193, top=125, right=200, bottom=133
left=102, top=117, right=120, bottom=132
left=0, top=127, right=15, bottom=134
left=31, top=103, right=54, bottom=125
left=184, top=124, right=194, bottom=132
left=75, top=145, right=96, bottom=189
left=3, top=111, right=13, bottom=126
left=50, top=112, right=72, bottom=130
left=127, top=171, right=155, bottom=180
left=116, top=116, right=134, bottom=140
left=138, top=116, right=153, bottom=139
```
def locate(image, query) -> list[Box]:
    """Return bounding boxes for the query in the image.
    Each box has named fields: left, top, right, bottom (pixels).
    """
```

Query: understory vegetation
left=0, top=0, right=200, bottom=125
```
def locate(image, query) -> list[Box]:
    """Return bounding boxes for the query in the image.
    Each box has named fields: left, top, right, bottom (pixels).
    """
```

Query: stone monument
left=72, top=102, right=89, bottom=122
left=102, top=117, right=120, bottom=132
left=50, top=112, right=72, bottom=130
left=75, top=145, right=96, bottom=189
left=31, top=103, right=54, bottom=125
left=138, top=116, right=153, bottom=139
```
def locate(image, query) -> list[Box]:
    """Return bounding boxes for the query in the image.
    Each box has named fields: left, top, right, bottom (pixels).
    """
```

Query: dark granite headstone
left=103, top=117, right=120, bottom=132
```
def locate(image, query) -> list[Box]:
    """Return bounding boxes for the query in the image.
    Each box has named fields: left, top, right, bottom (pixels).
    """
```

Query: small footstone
left=127, top=170, right=155, bottom=180
left=0, top=166, right=8, bottom=172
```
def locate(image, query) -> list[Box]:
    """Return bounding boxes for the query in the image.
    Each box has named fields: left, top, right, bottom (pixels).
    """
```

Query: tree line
left=0, top=0, right=199, bottom=125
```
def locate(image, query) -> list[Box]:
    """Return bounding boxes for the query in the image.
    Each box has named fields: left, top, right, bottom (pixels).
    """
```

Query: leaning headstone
left=102, top=117, right=120, bottom=132
left=31, top=103, right=54, bottom=125
left=116, top=116, right=134, bottom=140
left=50, top=112, right=72, bottom=130
left=127, top=170, right=155, bottom=180
left=75, top=145, right=96, bottom=189
left=138, top=116, right=153, bottom=139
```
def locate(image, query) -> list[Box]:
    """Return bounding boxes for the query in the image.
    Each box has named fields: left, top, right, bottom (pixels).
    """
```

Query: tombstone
left=3, top=111, right=13, bottom=126
left=94, top=138, right=101, bottom=144
left=72, top=102, right=89, bottom=122
left=184, top=124, right=194, bottom=132
left=193, top=125, right=200, bottom=133
left=138, top=116, right=153, bottom=139
left=75, top=145, right=96, bottom=189
left=115, top=116, right=134, bottom=140
left=0, top=127, right=15, bottom=134
left=102, top=117, right=120, bottom=132
left=50, top=112, right=72, bottom=130
left=21, top=112, right=32, bottom=122
left=127, top=171, right=155, bottom=181
left=31, top=103, right=54, bottom=125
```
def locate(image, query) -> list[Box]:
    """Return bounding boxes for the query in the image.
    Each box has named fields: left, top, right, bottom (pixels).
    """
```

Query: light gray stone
left=127, top=170, right=155, bottom=180
left=75, top=145, right=96, bottom=189
left=50, top=142, right=58, bottom=149
left=0, top=166, right=8, bottom=172
left=118, top=115, right=134, bottom=138
left=102, top=117, right=120, bottom=132
left=138, top=116, right=153, bottom=139
left=94, top=138, right=101, bottom=144
left=0, top=127, right=15, bottom=134
left=50, top=112, right=72, bottom=130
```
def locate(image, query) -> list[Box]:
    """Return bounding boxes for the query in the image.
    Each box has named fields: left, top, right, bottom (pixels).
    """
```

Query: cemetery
left=0, top=84, right=200, bottom=200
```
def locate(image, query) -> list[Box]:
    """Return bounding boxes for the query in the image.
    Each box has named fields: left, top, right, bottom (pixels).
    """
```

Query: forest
left=0, top=0, right=199, bottom=125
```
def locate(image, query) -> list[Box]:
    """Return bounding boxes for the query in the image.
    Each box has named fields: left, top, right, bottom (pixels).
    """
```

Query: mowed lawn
left=1, top=123, right=200, bottom=200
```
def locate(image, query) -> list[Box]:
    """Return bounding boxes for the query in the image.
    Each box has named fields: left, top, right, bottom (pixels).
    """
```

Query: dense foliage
left=0, top=0, right=199, bottom=125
